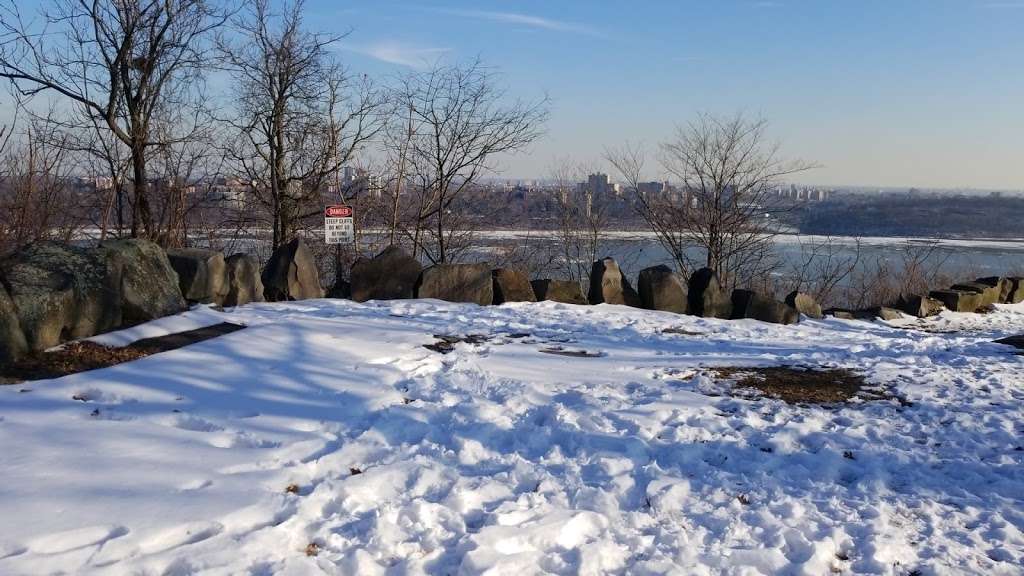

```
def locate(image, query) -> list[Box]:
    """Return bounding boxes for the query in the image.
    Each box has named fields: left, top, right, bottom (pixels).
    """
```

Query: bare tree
left=393, top=59, right=548, bottom=264
left=0, top=0, right=229, bottom=239
left=217, top=0, right=382, bottom=250
left=608, top=113, right=814, bottom=288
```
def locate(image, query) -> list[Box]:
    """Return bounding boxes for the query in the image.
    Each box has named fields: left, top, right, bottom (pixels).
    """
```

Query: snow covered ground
left=1, top=299, right=1022, bottom=575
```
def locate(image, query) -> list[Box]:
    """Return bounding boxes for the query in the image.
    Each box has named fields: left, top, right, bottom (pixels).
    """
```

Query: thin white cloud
left=436, top=8, right=603, bottom=37
left=342, top=41, right=451, bottom=69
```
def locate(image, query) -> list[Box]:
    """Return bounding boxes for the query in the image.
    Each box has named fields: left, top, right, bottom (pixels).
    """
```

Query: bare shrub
left=839, top=240, right=953, bottom=309
left=0, top=116, right=81, bottom=257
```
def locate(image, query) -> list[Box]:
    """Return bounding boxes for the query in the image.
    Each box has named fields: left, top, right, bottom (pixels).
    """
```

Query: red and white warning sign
left=324, top=205, right=354, bottom=244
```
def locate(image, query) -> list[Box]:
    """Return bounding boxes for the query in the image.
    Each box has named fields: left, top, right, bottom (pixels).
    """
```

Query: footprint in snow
left=25, top=524, right=128, bottom=555
left=160, top=413, right=225, bottom=433
left=0, top=542, right=25, bottom=560
left=206, top=431, right=280, bottom=449
left=178, top=478, right=213, bottom=491
left=138, top=521, right=224, bottom=555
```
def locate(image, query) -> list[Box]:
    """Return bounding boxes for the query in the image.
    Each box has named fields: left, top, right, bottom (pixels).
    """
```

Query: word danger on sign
left=324, top=205, right=354, bottom=244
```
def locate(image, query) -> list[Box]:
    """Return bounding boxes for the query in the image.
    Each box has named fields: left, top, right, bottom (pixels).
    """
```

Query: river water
left=465, top=231, right=1024, bottom=281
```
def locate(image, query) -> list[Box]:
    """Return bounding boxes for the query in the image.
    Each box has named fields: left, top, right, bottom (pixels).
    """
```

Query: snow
left=2, top=298, right=1023, bottom=575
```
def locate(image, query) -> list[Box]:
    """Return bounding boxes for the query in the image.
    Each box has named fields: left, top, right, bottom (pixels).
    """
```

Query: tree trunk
left=131, top=144, right=153, bottom=239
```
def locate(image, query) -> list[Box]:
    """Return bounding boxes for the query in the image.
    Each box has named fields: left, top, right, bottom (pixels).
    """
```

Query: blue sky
left=311, top=0, right=1024, bottom=189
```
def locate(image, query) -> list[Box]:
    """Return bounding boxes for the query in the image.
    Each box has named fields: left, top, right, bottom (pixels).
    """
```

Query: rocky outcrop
left=588, top=257, right=640, bottom=306
left=167, top=248, right=228, bottom=305
left=350, top=246, right=421, bottom=302
left=687, top=268, right=732, bottom=319
left=975, top=277, right=1012, bottom=303
left=223, top=253, right=265, bottom=307
left=0, top=279, right=27, bottom=363
left=416, top=263, right=493, bottom=305
left=637, top=265, right=687, bottom=313
left=784, top=291, right=823, bottom=319
left=928, top=289, right=985, bottom=313
left=976, top=276, right=1024, bottom=304
left=0, top=242, right=123, bottom=352
left=99, top=239, right=186, bottom=324
left=730, top=289, right=799, bottom=325
left=1004, top=277, right=1024, bottom=304
left=949, top=282, right=1001, bottom=309
left=530, top=279, right=587, bottom=305
left=894, top=294, right=943, bottom=318
left=492, top=268, right=536, bottom=304
left=262, top=238, right=323, bottom=302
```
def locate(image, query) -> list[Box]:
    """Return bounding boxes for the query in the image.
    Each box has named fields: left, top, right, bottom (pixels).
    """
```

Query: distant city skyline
left=314, top=0, right=1024, bottom=190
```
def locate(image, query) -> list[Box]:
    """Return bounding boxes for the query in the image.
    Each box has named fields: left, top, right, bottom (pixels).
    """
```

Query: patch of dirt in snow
left=423, top=334, right=492, bottom=354
left=0, top=342, right=150, bottom=384
left=538, top=346, right=604, bottom=358
left=708, top=366, right=902, bottom=405
left=0, top=323, right=245, bottom=384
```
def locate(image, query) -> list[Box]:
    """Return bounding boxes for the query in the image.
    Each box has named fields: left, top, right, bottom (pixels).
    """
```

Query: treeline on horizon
left=794, top=194, right=1024, bottom=239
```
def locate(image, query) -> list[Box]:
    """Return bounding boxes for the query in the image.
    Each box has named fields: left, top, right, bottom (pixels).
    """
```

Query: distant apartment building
left=331, top=166, right=382, bottom=200
left=773, top=184, right=830, bottom=202
left=578, top=173, right=619, bottom=200
left=636, top=181, right=669, bottom=201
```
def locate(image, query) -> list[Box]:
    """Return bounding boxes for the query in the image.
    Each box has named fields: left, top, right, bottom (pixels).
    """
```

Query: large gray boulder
left=929, top=289, right=985, bottom=313
left=1, top=242, right=123, bottom=352
left=350, top=246, right=421, bottom=302
left=637, top=265, right=687, bottom=313
left=687, top=268, right=732, bottom=319
left=0, top=279, right=28, bottom=363
left=166, top=248, right=228, bottom=305
left=224, top=253, right=265, bottom=307
left=262, top=238, right=323, bottom=302
left=588, top=257, right=640, bottom=306
left=784, top=291, right=823, bottom=319
left=99, top=239, right=186, bottom=324
left=492, top=268, right=536, bottom=304
left=894, top=294, right=943, bottom=318
left=531, top=279, right=587, bottom=305
left=416, top=263, right=493, bottom=305
left=730, top=289, right=799, bottom=325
